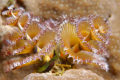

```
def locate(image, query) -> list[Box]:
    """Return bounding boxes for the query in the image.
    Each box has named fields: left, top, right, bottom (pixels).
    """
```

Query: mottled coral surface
left=24, top=69, right=104, bottom=80
left=0, top=0, right=120, bottom=80
left=21, top=0, right=111, bottom=19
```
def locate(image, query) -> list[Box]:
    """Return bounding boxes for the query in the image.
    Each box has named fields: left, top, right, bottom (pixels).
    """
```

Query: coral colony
left=1, top=5, right=110, bottom=75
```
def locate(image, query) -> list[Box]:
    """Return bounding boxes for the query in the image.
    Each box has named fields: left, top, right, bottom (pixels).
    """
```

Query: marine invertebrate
left=1, top=5, right=110, bottom=74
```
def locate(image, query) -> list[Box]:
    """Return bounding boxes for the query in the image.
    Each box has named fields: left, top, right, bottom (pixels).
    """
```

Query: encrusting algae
left=1, top=5, right=110, bottom=75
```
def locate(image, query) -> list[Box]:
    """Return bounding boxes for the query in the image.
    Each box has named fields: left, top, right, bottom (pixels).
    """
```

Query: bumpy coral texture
left=21, top=0, right=111, bottom=19
left=23, top=69, right=104, bottom=80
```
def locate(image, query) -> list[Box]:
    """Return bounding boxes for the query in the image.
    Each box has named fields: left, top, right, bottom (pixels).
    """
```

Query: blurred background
left=0, top=0, right=120, bottom=80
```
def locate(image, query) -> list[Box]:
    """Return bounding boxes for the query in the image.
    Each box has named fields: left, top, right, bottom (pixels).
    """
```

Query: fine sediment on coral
left=23, top=68, right=104, bottom=80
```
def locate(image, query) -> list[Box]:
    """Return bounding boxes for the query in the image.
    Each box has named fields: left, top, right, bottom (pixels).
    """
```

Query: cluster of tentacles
left=1, top=6, right=111, bottom=73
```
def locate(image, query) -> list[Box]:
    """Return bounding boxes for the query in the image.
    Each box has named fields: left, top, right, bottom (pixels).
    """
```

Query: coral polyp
left=1, top=6, right=110, bottom=74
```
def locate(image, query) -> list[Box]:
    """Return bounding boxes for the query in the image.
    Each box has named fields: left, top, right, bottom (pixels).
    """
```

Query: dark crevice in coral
left=105, top=14, right=112, bottom=22
left=16, top=0, right=26, bottom=9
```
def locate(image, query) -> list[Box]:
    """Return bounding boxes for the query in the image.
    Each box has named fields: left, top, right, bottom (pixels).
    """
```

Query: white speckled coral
left=21, top=0, right=111, bottom=19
